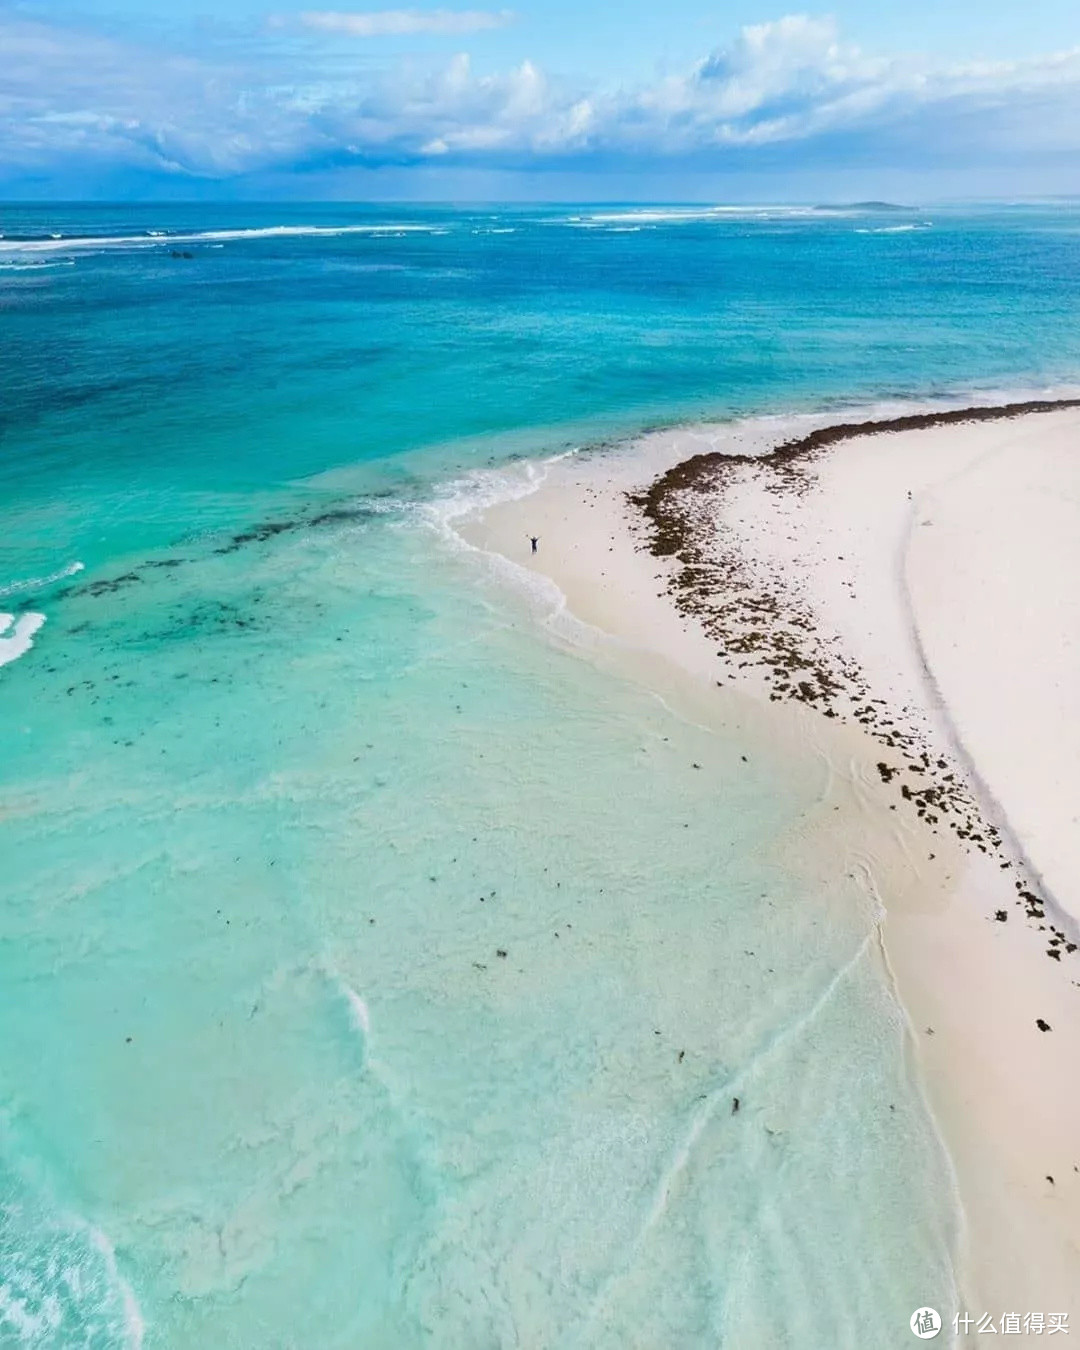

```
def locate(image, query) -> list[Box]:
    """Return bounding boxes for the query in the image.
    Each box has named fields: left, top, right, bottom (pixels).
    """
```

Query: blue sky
left=3, top=0, right=1080, bottom=199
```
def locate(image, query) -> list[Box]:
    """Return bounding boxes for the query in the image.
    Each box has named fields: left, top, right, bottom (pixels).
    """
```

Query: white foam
left=855, top=223, right=929, bottom=234
left=418, top=452, right=590, bottom=634
left=344, top=988, right=371, bottom=1036
left=568, top=206, right=829, bottom=226
left=332, top=976, right=395, bottom=1082
left=0, top=224, right=442, bottom=257
left=0, top=561, right=83, bottom=598
left=0, top=259, right=75, bottom=272
left=0, top=1207, right=144, bottom=1349
left=88, top=1226, right=145, bottom=1349
left=0, top=1286, right=60, bottom=1341
left=419, top=448, right=580, bottom=568
left=0, top=613, right=45, bottom=668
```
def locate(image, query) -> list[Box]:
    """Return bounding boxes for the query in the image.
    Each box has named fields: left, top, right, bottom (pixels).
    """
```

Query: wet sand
left=455, top=401, right=1080, bottom=1340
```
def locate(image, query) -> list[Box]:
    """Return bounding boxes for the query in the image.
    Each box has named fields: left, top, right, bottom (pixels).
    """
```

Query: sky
left=3, top=0, right=1080, bottom=200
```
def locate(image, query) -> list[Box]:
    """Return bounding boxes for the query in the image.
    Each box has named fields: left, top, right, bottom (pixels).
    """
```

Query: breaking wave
left=0, top=224, right=443, bottom=258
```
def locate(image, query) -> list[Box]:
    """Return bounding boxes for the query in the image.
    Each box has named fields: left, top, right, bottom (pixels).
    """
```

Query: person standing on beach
left=530, top=536, right=539, bottom=554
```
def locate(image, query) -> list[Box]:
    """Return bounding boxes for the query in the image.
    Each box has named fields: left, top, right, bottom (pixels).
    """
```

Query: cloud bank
left=294, top=9, right=515, bottom=37
left=2, top=12, right=1079, bottom=193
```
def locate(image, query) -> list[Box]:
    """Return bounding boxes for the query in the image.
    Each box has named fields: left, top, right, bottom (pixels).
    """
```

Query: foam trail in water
left=855, top=223, right=930, bottom=234
left=0, top=561, right=83, bottom=598
left=416, top=453, right=580, bottom=621
left=343, top=985, right=372, bottom=1038
left=0, top=260, right=76, bottom=272
left=567, top=206, right=833, bottom=226
left=0, top=225, right=440, bottom=257
left=423, top=449, right=576, bottom=537
left=88, top=1227, right=145, bottom=1349
left=320, top=966, right=374, bottom=1051
left=0, top=614, right=45, bottom=668
left=578, top=929, right=884, bottom=1340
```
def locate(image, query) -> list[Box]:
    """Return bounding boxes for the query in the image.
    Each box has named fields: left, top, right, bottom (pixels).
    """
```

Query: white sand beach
left=456, top=403, right=1080, bottom=1341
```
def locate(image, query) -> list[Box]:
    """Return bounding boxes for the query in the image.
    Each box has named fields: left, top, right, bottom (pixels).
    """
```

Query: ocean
left=2, top=201, right=1079, bottom=1348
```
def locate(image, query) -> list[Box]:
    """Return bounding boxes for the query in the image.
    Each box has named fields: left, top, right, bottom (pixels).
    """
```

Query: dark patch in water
left=69, top=572, right=143, bottom=598
left=309, top=507, right=375, bottom=527
left=52, top=502, right=375, bottom=609
left=182, top=600, right=258, bottom=634
left=214, top=521, right=296, bottom=555
left=213, top=504, right=375, bottom=554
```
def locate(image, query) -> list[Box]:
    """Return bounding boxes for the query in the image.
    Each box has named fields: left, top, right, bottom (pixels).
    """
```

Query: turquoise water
left=2, top=202, right=1080, bottom=1347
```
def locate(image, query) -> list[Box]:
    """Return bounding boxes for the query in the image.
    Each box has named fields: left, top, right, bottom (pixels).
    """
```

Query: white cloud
left=294, top=9, right=514, bottom=37
left=2, top=12, right=1080, bottom=185
left=601, top=17, right=1080, bottom=156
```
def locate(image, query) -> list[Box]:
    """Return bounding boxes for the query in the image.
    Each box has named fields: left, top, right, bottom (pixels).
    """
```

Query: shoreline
left=452, top=398, right=1080, bottom=1340
left=627, top=396, right=1080, bottom=937
left=631, top=395, right=1080, bottom=544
